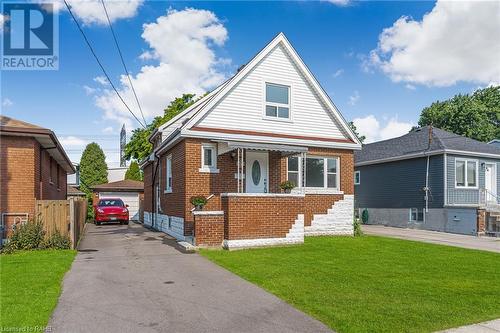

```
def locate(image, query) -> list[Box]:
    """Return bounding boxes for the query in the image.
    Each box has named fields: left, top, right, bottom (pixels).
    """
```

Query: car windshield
left=98, top=199, right=124, bottom=207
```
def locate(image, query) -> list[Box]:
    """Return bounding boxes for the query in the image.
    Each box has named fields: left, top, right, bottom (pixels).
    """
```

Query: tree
left=124, top=94, right=197, bottom=161
left=418, top=86, right=500, bottom=142
left=348, top=121, right=366, bottom=143
left=80, top=143, right=108, bottom=219
left=125, top=161, right=142, bottom=181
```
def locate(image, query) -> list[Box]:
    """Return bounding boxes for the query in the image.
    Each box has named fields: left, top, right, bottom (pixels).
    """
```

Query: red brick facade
left=1, top=135, right=68, bottom=234
left=143, top=138, right=354, bottom=242
left=193, top=212, right=224, bottom=247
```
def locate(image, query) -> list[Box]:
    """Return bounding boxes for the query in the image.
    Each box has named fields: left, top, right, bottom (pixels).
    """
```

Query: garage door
left=99, top=192, right=140, bottom=221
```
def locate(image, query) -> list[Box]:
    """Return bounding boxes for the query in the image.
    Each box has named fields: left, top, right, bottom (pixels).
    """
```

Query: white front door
left=485, top=163, right=497, bottom=202
left=246, top=151, right=268, bottom=193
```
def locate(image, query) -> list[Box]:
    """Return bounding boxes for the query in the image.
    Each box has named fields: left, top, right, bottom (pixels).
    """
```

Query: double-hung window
left=354, top=171, right=360, bottom=185
left=455, top=158, right=477, bottom=188
left=200, top=143, right=218, bottom=173
left=165, top=155, right=172, bottom=193
left=265, top=83, right=290, bottom=120
left=287, top=156, right=340, bottom=190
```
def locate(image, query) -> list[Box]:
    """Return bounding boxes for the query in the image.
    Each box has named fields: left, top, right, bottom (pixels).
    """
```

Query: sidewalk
left=439, top=319, right=500, bottom=332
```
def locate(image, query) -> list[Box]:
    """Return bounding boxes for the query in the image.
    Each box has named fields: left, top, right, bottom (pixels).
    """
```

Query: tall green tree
left=80, top=143, right=108, bottom=219
left=418, top=86, right=500, bottom=142
left=348, top=121, right=366, bottom=143
left=124, top=94, right=196, bottom=161
left=125, top=161, right=142, bottom=181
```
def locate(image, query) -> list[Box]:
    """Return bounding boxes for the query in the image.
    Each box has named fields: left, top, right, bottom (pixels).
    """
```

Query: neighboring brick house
left=0, top=115, right=75, bottom=239
left=141, top=33, right=362, bottom=249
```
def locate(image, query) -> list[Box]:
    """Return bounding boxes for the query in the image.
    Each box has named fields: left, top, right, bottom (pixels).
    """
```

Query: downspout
left=424, top=126, right=433, bottom=220
left=151, top=152, right=160, bottom=229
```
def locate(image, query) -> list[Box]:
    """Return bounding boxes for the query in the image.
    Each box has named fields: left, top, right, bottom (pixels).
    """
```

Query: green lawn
left=0, top=250, right=76, bottom=331
left=201, top=236, right=500, bottom=333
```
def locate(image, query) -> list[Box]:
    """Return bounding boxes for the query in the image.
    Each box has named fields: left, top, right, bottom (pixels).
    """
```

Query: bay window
left=287, top=156, right=340, bottom=190
left=455, top=158, right=477, bottom=188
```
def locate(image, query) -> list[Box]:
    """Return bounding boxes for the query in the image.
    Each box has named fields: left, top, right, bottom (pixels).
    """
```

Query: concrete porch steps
left=305, top=195, right=354, bottom=236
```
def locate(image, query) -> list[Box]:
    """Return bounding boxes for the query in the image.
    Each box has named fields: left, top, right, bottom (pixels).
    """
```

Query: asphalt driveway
left=48, top=222, right=331, bottom=333
left=362, top=225, right=500, bottom=253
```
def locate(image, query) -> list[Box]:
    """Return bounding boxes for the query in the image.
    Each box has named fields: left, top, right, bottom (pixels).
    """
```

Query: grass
left=201, top=236, right=500, bottom=333
left=0, top=250, right=76, bottom=331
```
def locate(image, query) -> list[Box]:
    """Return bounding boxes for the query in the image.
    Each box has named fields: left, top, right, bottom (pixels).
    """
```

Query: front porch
left=191, top=141, right=355, bottom=248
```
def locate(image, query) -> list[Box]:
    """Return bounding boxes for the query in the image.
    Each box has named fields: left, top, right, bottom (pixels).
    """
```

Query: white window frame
left=354, top=171, right=360, bottom=185
left=455, top=158, right=478, bottom=189
left=199, top=143, right=219, bottom=173
left=409, top=208, right=423, bottom=222
left=263, top=82, right=292, bottom=122
left=287, top=156, right=301, bottom=187
left=286, top=156, right=340, bottom=190
left=165, top=154, right=172, bottom=193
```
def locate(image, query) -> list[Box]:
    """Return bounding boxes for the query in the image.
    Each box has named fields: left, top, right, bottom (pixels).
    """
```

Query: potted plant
left=190, top=196, right=208, bottom=210
left=280, top=180, right=296, bottom=193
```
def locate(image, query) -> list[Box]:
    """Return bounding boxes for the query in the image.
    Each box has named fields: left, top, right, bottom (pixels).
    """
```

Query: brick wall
left=158, top=141, right=186, bottom=219
left=37, top=147, right=67, bottom=200
left=193, top=212, right=224, bottom=246
left=143, top=163, right=153, bottom=213
left=222, top=195, right=304, bottom=240
left=0, top=136, right=37, bottom=219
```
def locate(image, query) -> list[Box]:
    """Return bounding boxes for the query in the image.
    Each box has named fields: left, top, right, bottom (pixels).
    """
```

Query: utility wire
left=63, top=0, right=146, bottom=129
left=100, top=0, right=147, bottom=127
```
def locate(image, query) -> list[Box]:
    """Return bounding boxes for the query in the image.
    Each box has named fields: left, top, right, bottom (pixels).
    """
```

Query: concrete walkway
left=48, top=223, right=331, bottom=333
left=438, top=319, right=500, bottom=332
left=362, top=225, right=500, bottom=253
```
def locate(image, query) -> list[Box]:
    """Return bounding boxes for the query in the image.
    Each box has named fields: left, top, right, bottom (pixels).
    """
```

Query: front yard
left=0, top=250, right=76, bottom=331
left=201, top=236, right=500, bottom=333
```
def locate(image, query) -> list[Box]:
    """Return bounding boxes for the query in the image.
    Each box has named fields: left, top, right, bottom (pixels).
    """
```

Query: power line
left=100, top=0, right=147, bottom=127
left=63, top=0, right=146, bottom=129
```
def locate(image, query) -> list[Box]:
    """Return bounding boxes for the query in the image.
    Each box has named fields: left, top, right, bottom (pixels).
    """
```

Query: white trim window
left=265, top=83, right=290, bottom=120
left=455, top=158, right=478, bottom=188
left=165, top=154, right=172, bottom=193
left=354, top=171, right=360, bottom=185
left=200, top=143, right=219, bottom=173
left=287, top=156, right=340, bottom=190
left=287, top=156, right=300, bottom=187
left=409, top=208, right=423, bottom=222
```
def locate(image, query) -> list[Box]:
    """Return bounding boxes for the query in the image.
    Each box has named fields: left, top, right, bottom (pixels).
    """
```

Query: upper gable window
left=265, top=83, right=290, bottom=119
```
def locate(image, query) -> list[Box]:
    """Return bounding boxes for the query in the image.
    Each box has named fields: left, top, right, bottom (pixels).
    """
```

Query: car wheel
left=96, top=221, right=101, bottom=226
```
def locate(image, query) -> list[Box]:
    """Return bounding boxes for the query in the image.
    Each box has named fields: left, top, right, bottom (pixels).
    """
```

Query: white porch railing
left=447, top=188, right=499, bottom=208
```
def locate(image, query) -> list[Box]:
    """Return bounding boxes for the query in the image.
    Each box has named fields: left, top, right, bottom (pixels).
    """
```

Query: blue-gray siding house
left=355, top=127, right=500, bottom=235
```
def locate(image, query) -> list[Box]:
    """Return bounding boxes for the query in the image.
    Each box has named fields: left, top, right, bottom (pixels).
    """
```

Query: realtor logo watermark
left=2, top=2, right=59, bottom=70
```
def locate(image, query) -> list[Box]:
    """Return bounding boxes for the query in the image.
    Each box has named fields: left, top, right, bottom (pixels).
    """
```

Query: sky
left=2, top=0, right=499, bottom=167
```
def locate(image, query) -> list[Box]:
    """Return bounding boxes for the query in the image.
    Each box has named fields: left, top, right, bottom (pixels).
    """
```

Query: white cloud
left=323, top=0, right=350, bottom=6
left=368, top=0, right=500, bottom=87
left=2, top=98, right=13, bottom=107
left=353, top=115, right=414, bottom=143
left=83, top=85, right=97, bottom=95
left=405, top=84, right=416, bottom=91
left=94, top=8, right=229, bottom=128
left=102, top=126, right=115, bottom=134
left=59, top=136, right=89, bottom=148
left=42, top=0, right=143, bottom=25
left=332, top=69, right=344, bottom=78
left=93, top=76, right=109, bottom=86
left=348, top=90, right=360, bottom=106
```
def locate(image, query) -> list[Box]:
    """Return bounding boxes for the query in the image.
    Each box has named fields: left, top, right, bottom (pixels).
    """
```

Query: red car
left=94, top=198, right=129, bottom=225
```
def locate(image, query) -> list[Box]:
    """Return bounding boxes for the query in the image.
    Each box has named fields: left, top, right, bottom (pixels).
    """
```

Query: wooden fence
left=35, top=198, right=87, bottom=249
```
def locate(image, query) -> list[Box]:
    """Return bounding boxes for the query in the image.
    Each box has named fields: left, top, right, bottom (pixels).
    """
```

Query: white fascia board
left=155, top=133, right=182, bottom=156
left=443, top=150, right=500, bottom=159
left=182, top=129, right=361, bottom=150
left=183, top=33, right=360, bottom=145
left=355, top=150, right=444, bottom=166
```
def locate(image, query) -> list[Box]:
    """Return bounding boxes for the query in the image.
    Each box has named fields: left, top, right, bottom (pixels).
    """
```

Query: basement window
left=354, top=171, right=360, bottom=185
left=409, top=208, right=423, bottom=222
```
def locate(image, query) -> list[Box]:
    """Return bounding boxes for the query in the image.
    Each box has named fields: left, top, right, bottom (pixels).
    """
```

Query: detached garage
left=92, top=180, right=144, bottom=221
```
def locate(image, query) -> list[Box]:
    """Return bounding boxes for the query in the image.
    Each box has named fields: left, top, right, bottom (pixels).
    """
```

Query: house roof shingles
left=67, top=185, right=86, bottom=196
left=92, top=179, right=144, bottom=192
left=355, top=126, right=500, bottom=165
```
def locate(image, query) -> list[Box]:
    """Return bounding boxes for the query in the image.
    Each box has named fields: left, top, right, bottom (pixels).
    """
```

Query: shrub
left=41, top=230, right=71, bottom=250
left=190, top=196, right=208, bottom=209
left=353, top=219, right=363, bottom=237
left=280, top=180, right=296, bottom=192
left=2, top=220, right=45, bottom=253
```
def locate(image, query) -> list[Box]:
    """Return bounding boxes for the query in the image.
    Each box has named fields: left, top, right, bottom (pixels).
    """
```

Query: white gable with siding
left=195, top=43, right=347, bottom=140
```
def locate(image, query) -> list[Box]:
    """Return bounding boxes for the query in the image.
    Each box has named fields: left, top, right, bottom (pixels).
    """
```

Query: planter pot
left=195, top=205, right=204, bottom=211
